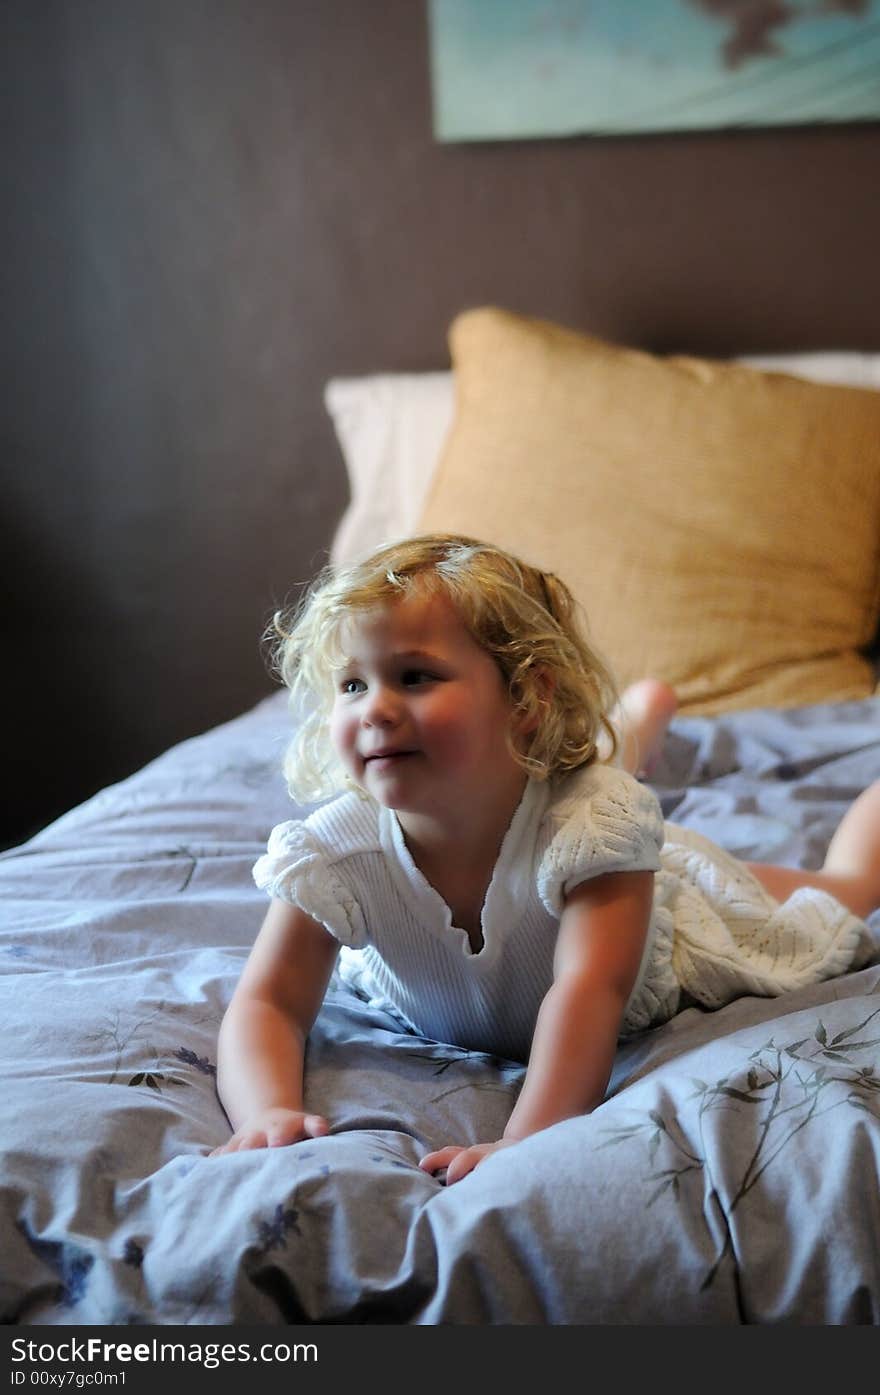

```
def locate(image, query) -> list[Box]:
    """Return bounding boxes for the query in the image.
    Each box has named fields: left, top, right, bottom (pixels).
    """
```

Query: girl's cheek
left=426, top=716, right=470, bottom=762
left=328, top=706, right=351, bottom=755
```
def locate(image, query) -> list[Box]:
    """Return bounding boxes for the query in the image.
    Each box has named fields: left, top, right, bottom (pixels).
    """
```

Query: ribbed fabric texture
left=253, top=764, right=874, bottom=1060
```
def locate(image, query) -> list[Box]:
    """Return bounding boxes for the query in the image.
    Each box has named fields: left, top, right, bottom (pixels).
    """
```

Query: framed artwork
left=428, top=0, right=880, bottom=141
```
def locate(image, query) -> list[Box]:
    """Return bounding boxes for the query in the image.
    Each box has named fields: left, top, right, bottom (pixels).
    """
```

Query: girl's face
left=328, top=591, right=527, bottom=827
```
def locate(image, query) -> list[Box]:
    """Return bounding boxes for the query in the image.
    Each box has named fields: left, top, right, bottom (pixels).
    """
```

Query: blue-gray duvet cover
left=2, top=692, right=879, bottom=1324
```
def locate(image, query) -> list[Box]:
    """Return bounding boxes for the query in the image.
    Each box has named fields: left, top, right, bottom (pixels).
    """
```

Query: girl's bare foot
left=607, top=678, right=678, bottom=777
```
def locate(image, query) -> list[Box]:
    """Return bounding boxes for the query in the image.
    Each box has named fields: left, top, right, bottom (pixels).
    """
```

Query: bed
left=3, top=308, right=880, bottom=1326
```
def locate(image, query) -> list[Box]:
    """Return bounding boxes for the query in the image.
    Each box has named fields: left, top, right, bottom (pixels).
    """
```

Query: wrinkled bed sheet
left=1, top=691, right=879, bottom=1324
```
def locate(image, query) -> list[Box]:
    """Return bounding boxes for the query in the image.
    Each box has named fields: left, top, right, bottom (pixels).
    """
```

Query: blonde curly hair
left=270, top=533, right=619, bottom=804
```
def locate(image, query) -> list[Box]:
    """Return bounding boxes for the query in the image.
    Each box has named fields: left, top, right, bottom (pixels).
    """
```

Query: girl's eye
left=401, top=669, right=436, bottom=686
left=340, top=678, right=366, bottom=695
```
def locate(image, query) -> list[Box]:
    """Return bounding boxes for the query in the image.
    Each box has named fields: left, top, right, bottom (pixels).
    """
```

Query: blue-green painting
left=428, top=0, right=880, bottom=140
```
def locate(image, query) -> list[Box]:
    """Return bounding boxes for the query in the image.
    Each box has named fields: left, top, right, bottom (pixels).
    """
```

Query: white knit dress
left=253, top=764, right=873, bottom=1062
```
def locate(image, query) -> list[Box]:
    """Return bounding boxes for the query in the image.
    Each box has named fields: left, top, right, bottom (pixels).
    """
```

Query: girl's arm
left=504, top=869, right=653, bottom=1139
left=420, top=868, right=654, bottom=1183
left=211, top=897, right=339, bottom=1155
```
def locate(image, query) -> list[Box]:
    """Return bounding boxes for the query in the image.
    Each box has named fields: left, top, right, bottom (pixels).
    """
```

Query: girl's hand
left=209, top=1106, right=329, bottom=1156
left=419, top=1139, right=516, bottom=1185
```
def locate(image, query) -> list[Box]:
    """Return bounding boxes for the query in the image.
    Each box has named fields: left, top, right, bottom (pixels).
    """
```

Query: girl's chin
left=361, top=776, right=427, bottom=815
left=360, top=753, right=422, bottom=789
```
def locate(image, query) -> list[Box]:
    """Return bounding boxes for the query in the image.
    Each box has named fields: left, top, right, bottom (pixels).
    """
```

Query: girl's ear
left=514, top=666, right=556, bottom=736
left=534, top=665, right=556, bottom=703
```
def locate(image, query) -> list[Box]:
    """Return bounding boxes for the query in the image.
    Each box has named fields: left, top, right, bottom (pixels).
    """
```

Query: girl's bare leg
left=607, top=678, right=679, bottom=777
left=747, top=781, right=880, bottom=920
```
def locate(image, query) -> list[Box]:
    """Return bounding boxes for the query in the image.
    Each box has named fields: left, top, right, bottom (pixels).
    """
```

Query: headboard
left=5, top=0, right=880, bottom=846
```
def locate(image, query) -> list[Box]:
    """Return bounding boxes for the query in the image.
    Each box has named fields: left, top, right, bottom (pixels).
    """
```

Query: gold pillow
left=418, top=308, right=880, bottom=714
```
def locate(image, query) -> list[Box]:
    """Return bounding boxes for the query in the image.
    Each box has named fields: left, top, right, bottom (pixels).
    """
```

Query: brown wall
left=4, top=0, right=880, bottom=847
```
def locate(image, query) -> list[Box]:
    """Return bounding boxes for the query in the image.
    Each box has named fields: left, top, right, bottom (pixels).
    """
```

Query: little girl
left=213, top=534, right=879, bottom=1183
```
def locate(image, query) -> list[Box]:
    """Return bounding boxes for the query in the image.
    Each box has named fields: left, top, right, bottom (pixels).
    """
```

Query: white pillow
left=326, top=373, right=455, bottom=568
left=740, top=352, right=880, bottom=389
left=326, top=353, right=880, bottom=569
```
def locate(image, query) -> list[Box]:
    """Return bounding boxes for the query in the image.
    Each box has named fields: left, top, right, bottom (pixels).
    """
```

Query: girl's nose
left=361, top=685, right=401, bottom=727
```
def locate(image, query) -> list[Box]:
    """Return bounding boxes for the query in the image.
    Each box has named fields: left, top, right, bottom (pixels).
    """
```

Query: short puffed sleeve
left=253, top=820, right=368, bottom=948
left=536, top=766, right=664, bottom=916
